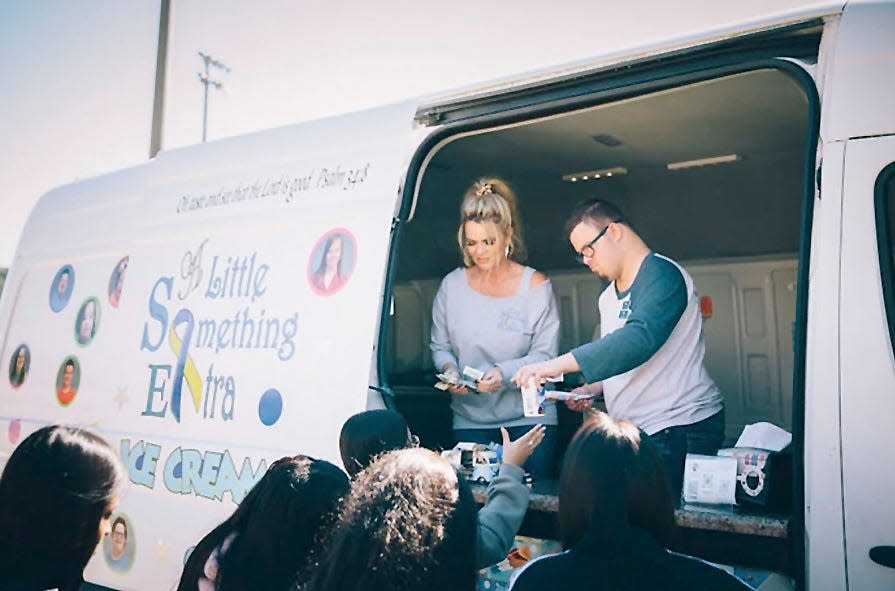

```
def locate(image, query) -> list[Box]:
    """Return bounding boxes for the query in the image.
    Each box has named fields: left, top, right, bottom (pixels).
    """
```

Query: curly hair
left=306, top=448, right=477, bottom=591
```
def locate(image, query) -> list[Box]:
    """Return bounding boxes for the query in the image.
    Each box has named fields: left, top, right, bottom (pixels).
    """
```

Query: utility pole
left=197, top=52, right=229, bottom=142
left=149, top=0, right=170, bottom=158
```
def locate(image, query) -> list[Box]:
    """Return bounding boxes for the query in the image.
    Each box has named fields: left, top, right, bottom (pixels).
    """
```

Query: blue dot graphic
left=135, top=453, right=145, bottom=471
left=258, top=389, right=283, bottom=426
left=173, top=461, right=182, bottom=478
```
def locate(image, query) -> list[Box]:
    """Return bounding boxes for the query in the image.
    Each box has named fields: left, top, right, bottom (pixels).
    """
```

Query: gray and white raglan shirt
left=431, top=267, right=560, bottom=429
left=571, top=253, right=723, bottom=435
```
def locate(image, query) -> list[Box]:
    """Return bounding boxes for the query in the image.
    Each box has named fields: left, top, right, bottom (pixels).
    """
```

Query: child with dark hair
left=338, top=409, right=543, bottom=568
left=509, top=412, right=749, bottom=591
left=306, top=448, right=478, bottom=591
left=0, top=425, right=125, bottom=591
left=339, top=409, right=412, bottom=477
left=177, top=455, right=349, bottom=591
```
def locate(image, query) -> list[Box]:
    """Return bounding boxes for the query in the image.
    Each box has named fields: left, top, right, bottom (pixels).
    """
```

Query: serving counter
left=470, top=479, right=792, bottom=573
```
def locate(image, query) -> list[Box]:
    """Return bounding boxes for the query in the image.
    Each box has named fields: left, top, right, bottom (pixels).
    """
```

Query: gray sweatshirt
left=477, top=463, right=531, bottom=569
left=430, top=267, right=560, bottom=429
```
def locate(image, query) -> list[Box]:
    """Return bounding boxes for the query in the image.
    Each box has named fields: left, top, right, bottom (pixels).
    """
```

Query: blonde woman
left=430, top=178, right=560, bottom=479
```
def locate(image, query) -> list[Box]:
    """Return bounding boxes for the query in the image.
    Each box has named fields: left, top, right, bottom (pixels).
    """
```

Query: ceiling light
left=592, top=134, right=623, bottom=147
left=562, top=166, right=627, bottom=182
left=666, top=154, right=740, bottom=170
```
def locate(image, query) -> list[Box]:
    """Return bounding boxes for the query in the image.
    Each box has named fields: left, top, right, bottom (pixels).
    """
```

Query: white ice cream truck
left=1, top=1, right=895, bottom=589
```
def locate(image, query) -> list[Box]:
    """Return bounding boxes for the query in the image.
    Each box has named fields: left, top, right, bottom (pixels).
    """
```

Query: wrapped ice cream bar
left=463, top=366, right=485, bottom=381
left=543, top=391, right=595, bottom=402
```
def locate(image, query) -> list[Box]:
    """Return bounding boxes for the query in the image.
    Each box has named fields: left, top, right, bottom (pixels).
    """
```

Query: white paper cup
left=521, top=378, right=543, bottom=417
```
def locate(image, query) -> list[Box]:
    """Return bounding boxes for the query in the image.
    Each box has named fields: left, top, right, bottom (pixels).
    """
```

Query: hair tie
left=474, top=182, right=493, bottom=197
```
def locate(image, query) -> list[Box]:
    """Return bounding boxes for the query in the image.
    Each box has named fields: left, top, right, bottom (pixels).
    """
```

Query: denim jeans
left=454, top=425, right=557, bottom=480
left=646, top=409, right=726, bottom=503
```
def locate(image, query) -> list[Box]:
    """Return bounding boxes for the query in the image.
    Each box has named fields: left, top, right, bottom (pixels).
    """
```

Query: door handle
left=869, top=546, right=895, bottom=569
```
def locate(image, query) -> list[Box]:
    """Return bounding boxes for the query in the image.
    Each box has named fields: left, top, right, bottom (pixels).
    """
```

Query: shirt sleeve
left=476, top=463, right=530, bottom=569
left=495, top=284, right=560, bottom=382
left=430, top=276, right=459, bottom=371
left=570, top=256, right=688, bottom=384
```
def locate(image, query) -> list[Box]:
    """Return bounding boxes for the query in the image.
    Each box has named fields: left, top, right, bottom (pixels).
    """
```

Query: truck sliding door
left=839, top=136, right=895, bottom=589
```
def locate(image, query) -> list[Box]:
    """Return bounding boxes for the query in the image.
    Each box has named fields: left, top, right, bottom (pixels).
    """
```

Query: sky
left=0, top=0, right=832, bottom=267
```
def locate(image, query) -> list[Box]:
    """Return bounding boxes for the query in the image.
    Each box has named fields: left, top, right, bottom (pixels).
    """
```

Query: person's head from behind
left=457, top=177, right=526, bottom=271
left=565, top=199, right=635, bottom=282
left=339, top=409, right=413, bottom=477
left=0, top=425, right=125, bottom=590
left=110, top=516, right=128, bottom=559
left=309, top=448, right=478, bottom=591
left=203, top=455, right=349, bottom=591
left=559, top=412, right=676, bottom=550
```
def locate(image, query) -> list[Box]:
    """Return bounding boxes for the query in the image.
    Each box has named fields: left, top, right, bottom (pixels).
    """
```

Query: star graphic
left=114, top=386, right=129, bottom=411
left=155, top=538, right=169, bottom=563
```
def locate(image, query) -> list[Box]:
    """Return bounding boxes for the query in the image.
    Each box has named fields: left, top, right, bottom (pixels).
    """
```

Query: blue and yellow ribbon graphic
left=168, top=309, right=203, bottom=422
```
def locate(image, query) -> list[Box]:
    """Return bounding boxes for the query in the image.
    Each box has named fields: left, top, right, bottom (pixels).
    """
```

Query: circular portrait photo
left=8, top=344, right=30, bottom=388
left=74, top=297, right=101, bottom=346
left=108, top=256, right=129, bottom=308
left=49, top=265, right=75, bottom=313
left=103, top=513, right=136, bottom=573
left=307, top=228, right=357, bottom=296
left=55, top=356, right=81, bottom=406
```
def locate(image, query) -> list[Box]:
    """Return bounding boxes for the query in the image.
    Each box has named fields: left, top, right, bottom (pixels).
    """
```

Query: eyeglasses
left=574, top=220, right=622, bottom=264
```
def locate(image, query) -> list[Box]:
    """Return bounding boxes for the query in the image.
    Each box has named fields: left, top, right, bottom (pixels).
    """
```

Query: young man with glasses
left=512, top=199, right=724, bottom=500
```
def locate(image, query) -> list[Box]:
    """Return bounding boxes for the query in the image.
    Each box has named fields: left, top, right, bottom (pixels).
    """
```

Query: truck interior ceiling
left=386, top=66, right=812, bottom=458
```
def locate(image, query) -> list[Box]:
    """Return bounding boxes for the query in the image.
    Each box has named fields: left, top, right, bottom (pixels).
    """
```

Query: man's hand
left=501, top=424, right=546, bottom=467
left=512, top=360, right=560, bottom=389
left=477, top=366, right=503, bottom=393
left=565, top=382, right=603, bottom=412
left=565, top=398, right=593, bottom=412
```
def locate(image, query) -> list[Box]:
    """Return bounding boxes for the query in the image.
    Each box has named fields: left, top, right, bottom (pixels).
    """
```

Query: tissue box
left=716, top=447, right=792, bottom=511
left=682, top=454, right=738, bottom=505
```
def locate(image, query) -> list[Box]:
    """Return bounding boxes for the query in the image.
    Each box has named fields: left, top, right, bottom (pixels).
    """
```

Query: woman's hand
left=442, top=367, right=471, bottom=394
left=501, top=424, right=546, bottom=467
left=477, top=366, right=503, bottom=393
